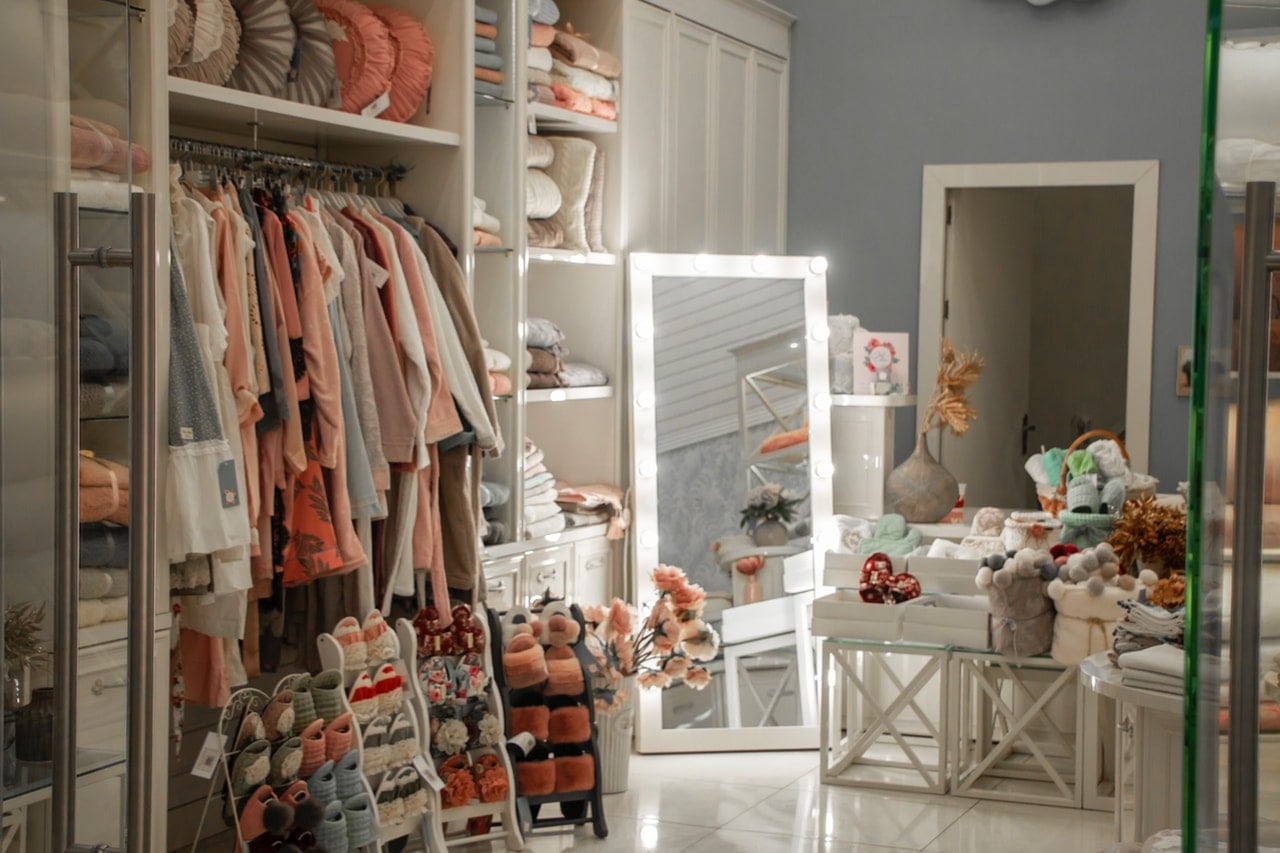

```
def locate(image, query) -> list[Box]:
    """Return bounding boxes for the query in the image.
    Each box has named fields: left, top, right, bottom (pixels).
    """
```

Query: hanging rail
left=168, top=137, right=409, bottom=185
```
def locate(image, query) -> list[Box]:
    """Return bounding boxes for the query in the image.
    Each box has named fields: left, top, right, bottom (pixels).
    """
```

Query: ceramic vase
left=885, top=435, right=959, bottom=523
left=752, top=518, right=789, bottom=546
left=597, top=676, right=636, bottom=793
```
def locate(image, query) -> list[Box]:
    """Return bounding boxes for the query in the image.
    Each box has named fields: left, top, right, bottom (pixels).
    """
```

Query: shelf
left=475, top=246, right=514, bottom=254
left=476, top=93, right=516, bottom=107
left=79, top=619, right=127, bottom=649
left=527, top=248, right=617, bottom=266
left=830, top=393, right=918, bottom=408
left=748, top=442, right=808, bottom=466
left=526, top=386, right=613, bottom=403
left=168, top=78, right=461, bottom=149
left=529, top=102, right=618, bottom=134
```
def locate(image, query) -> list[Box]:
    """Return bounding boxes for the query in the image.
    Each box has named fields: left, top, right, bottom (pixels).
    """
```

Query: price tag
left=362, top=90, right=392, bottom=119
left=191, top=731, right=225, bottom=779
left=528, top=113, right=538, bottom=135
left=413, top=754, right=444, bottom=791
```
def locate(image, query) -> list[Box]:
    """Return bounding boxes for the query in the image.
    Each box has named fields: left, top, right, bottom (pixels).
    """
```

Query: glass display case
left=0, top=0, right=163, bottom=848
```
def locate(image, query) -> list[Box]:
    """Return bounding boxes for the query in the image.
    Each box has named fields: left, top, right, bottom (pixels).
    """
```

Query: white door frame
left=917, top=160, right=1159, bottom=473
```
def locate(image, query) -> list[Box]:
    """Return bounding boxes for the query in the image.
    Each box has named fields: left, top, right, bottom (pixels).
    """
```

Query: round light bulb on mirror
left=692, top=253, right=711, bottom=272
left=633, top=255, right=650, bottom=271
left=549, top=389, right=567, bottom=402
left=809, top=256, right=829, bottom=275
left=636, top=390, right=656, bottom=409
left=810, top=323, right=830, bottom=343
left=634, top=320, right=654, bottom=340
left=638, top=459, right=657, bottom=478
left=812, top=392, right=832, bottom=411
left=751, top=255, right=768, bottom=273
left=639, top=529, right=659, bottom=548
left=814, top=460, right=836, bottom=479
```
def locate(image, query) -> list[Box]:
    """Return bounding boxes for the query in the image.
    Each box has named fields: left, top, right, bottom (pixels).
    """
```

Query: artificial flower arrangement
left=1108, top=496, right=1186, bottom=577
left=582, top=565, right=720, bottom=713
left=739, top=483, right=800, bottom=533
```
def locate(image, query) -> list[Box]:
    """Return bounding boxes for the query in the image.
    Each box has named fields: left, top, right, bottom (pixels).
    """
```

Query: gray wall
left=773, top=0, right=1207, bottom=486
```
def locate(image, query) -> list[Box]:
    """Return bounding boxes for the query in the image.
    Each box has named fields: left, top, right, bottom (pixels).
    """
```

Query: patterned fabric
left=281, top=422, right=344, bottom=586
left=171, top=0, right=241, bottom=85
left=285, top=0, right=339, bottom=106
left=168, top=0, right=194, bottom=68
left=227, top=0, right=296, bottom=97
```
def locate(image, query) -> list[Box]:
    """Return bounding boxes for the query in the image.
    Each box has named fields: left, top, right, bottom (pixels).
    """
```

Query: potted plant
left=4, top=601, right=47, bottom=711
left=740, top=483, right=801, bottom=546
left=582, top=565, right=720, bottom=792
left=886, top=337, right=983, bottom=522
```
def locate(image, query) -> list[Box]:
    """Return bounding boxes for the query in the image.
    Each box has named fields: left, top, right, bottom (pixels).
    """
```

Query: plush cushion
left=526, top=218, right=562, bottom=248
left=227, top=0, right=296, bottom=96
left=526, top=167, right=562, bottom=219
left=527, top=134, right=554, bottom=168
left=180, top=0, right=227, bottom=66
left=527, top=46, right=553, bottom=73
left=285, top=0, right=339, bottom=106
left=169, top=0, right=195, bottom=68
left=171, top=0, right=241, bottom=85
left=373, top=6, right=435, bottom=122
left=545, top=136, right=597, bottom=253
left=583, top=148, right=606, bottom=252
left=530, top=22, right=555, bottom=48
left=316, top=0, right=396, bottom=114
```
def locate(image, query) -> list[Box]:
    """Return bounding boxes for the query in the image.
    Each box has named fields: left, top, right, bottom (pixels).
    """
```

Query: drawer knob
left=488, top=580, right=507, bottom=592
left=91, top=676, right=126, bottom=696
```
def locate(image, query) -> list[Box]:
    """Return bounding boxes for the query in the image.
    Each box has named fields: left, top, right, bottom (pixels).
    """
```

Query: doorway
left=917, top=161, right=1159, bottom=509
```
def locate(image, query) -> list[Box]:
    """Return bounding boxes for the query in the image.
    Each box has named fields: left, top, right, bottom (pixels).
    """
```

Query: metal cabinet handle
left=487, top=580, right=508, bottom=593
left=52, top=192, right=156, bottom=853
left=91, top=676, right=128, bottom=696
left=536, top=569, right=559, bottom=584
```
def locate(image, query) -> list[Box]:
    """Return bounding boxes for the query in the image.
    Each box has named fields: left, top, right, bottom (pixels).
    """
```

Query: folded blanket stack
left=525, top=317, right=608, bottom=390
left=481, top=480, right=511, bottom=546
left=525, top=439, right=566, bottom=539
left=485, top=339, right=514, bottom=398
left=1116, top=642, right=1185, bottom=696
left=524, top=14, right=619, bottom=121
left=556, top=482, right=628, bottom=539
left=474, top=195, right=503, bottom=248
left=1111, top=599, right=1185, bottom=658
left=526, top=0, right=559, bottom=106
left=475, top=4, right=506, bottom=99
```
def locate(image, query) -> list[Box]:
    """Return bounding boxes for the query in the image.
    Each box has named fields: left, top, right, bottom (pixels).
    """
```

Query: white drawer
left=572, top=536, right=613, bottom=605
left=77, top=639, right=128, bottom=756
left=483, top=555, right=522, bottom=613
left=524, top=545, right=573, bottom=606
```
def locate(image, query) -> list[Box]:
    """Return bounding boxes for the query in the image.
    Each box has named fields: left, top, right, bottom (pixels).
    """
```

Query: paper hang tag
left=413, top=754, right=444, bottom=791
left=363, top=90, right=392, bottom=119
left=191, top=731, right=226, bottom=779
left=528, top=113, right=538, bottom=135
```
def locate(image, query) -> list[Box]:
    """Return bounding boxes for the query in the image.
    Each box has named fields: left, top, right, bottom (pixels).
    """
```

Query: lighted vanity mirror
left=628, top=253, right=832, bottom=752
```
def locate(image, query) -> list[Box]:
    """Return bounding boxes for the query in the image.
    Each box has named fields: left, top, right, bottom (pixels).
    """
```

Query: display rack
left=490, top=603, right=608, bottom=840
left=189, top=688, right=270, bottom=850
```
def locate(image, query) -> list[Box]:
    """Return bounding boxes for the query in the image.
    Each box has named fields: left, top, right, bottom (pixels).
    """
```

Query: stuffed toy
left=975, top=549, right=1057, bottom=657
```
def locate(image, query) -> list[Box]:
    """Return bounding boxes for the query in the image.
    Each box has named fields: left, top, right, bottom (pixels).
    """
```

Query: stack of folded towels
left=556, top=482, right=627, bottom=539
left=475, top=4, right=505, bottom=99
left=70, top=115, right=150, bottom=212
left=480, top=480, right=511, bottom=546
left=1112, top=598, right=1185, bottom=658
left=525, top=317, right=608, bottom=390
left=526, top=0, right=559, bottom=106
left=1116, top=643, right=1184, bottom=696
left=485, top=339, right=514, bottom=398
left=524, top=1, right=620, bottom=120
left=474, top=196, right=502, bottom=248
left=525, top=439, right=566, bottom=539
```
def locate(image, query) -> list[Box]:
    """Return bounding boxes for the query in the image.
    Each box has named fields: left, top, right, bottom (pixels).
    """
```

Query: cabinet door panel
left=749, top=50, right=788, bottom=253
left=670, top=18, right=715, bottom=253
left=712, top=37, right=751, bottom=253
left=622, top=0, right=672, bottom=251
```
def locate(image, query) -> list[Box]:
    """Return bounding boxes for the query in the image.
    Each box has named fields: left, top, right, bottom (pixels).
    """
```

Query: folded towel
left=475, top=49, right=505, bottom=71
left=475, top=66, right=505, bottom=85
left=81, top=314, right=129, bottom=379
left=70, top=117, right=151, bottom=175
left=527, top=371, right=563, bottom=389
left=80, top=452, right=129, bottom=525
left=482, top=519, right=508, bottom=546
left=480, top=481, right=512, bottom=508
left=526, top=218, right=563, bottom=248
left=528, top=68, right=552, bottom=87
left=551, top=59, right=613, bottom=100
left=853, top=513, right=922, bottom=557
left=525, top=501, right=562, bottom=524
left=475, top=21, right=498, bottom=39
left=475, top=4, right=499, bottom=25
left=525, top=471, right=555, bottom=491
left=529, top=82, right=556, bottom=105
left=525, top=317, right=565, bottom=349
left=552, top=82, right=592, bottom=115
left=489, top=370, right=512, bottom=396
left=1119, top=670, right=1183, bottom=695
left=551, top=30, right=620, bottom=79
left=528, top=134, right=554, bottom=168
left=474, top=228, right=502, bottom=248
left=80, top=380, right=130, bottom=418
left=81, top=523, right=129, bottom=568
left=591, top=99, right=617, bottom=121
left=527, top=46, right=553, bottom=73
left=473, top=200, right=501, bottom=233
left=1116, top=642, right=1185, bottom=679
left=558, top=361, right=607, bottom=387
left=528, top=0, right=560, bottom=26
left=526, top=168, right=563, bottom=219
left=526, top=512, right=567, bottom=539
left=476, top=35, right=497, bottom=54
left=526, top=484, right=559, bottom=505
left=564, top=510, right=608, bottom=529
left=531, top=22, right=555, bottom=48
left=527, top=346, right=562, bottom=374
left=475, top=80, right=506, bottom=99
left=484, top=343, right=512, bottom=373
left=525, top=462, right=547, bottom=478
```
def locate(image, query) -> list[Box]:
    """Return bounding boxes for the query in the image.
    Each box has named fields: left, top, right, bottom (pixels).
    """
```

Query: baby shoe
left=334, top=750, right=365, bottom=802
left=269, top=736, right=303, bottom=788
left=546, top=613, right=581, bottom=648
left=315, top=800, right=349, bottom=853
left=261, top=690, right=295, bottom=742
left=418, top=656, right=456, bottom=708
left=472, top=752, right=510, bottom=803
left=502, top=626, right=548, bottom=690
left=396, top=765, right=428, bottom=818
left=372, top=663, right=404, bottom=715
left=438, top=754, right=477, bottom=808
left=545, top=646, right=584, bottom=697
left=453, top=652, right=489, bottom=701
left=298, top=719, right=327, bottom=779
left=333, top=616, right=368, bottom=673
left=508, top=704, right=550, bottom=741
left=235, top=711, right=266, bottom=751
left=361, top=715, right=392, bottom=775
left=310, top=669, right=347, bottom=724
left=279, top=779, right=310, bottom=809
left=514, top=743, right=555, bottom=797
left=363, top=610, right=397, bottom=662
left=388, top=712, right=417, bottom=766
left=374, top=771, right=405, bottom=826
left=554, top=748, right=594, bottom=793
left=548, top=705, right=591, bottom=745
left=291, top=676, right=318, bottom=735
left=347, top=672, right=378, bottom=724
left=324, top=711, right=355, bottom=762
left=452, top=605, right=484, bottom=654
left=414, top=606, right=454, bottom=658
left=306, top=759, right=337, bottom=809
left=238, top=784, right=277, bottom=840
left=343, top=792, right=379, bottom=847
left=230, top=739, right=272, bottom=798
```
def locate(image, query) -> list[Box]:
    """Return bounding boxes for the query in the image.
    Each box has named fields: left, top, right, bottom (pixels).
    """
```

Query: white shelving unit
left=528, top=102, right=618, bottom=134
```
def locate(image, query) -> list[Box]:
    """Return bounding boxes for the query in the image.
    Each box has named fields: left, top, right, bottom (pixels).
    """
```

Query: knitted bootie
left=306, top=760, right=337, bottom=809
left=375, top=771, right=405, bottom=826
left=310, top=669, right=347, bottom=724
left=372, top=663, right=404, bottom=715
left=388, top=712, right=417, bottom=766
left=334, top=750, right=365, bottom=802
left=347, top=672, right=378, bottom=724
left=261, top=691, right=294, bottom=742
left=315, top=800, right=349, bottom=853
left=324, top=711, right=355, bottom=762
left=298, top=719, right=327, bottom=779
left=363, top=610, right=398, bottom=662
left=269, top=737, right=303, bottom=788
left=333, top=616, right=368, bottom=673
left=291, top=676, right=318, bottom=735
left=343, top=793, right=379, bottom=847
left=361, top=715, right=392, bottom=775
left=238, top=784, right=277, bottom=840
left=230, top=739, right=272, bottom=798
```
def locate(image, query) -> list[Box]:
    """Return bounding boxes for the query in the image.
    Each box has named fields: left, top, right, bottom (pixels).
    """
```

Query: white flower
left=478, top=714, right=502, bottom=746
left=435, top=719, right=469, bottom=755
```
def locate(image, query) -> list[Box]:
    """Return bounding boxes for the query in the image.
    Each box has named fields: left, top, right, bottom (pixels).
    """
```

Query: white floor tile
left=682, top=827, right=911, bottom=852
left=921, top=800, right=1116, bottom=853
left=519, top=814, right=712, bottom=851
left=602, top=777, right=778, bottom=828
left=627, top=750, right=818, bottom=790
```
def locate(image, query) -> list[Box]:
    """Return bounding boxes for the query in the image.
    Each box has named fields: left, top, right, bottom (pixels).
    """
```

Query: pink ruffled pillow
left=371, top=6, right=434, bottom=122
left=315, top=0, right=395, bottom=114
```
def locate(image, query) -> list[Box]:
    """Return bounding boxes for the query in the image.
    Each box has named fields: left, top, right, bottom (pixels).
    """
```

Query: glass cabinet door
left=1188, top=1, right=1280, bottom=848
left=0, top=0, right=156, bottom=849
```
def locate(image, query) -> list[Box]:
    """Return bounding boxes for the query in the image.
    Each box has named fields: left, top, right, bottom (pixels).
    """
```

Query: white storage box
left=783, top=550, right=815, bottom=593
left=810, top=590, right=904, bottom=642
left=824, top=551, right=908, bottom=588
left=721, top=592, right=802, bottom=644
left=901, top=594, right=991, bottom=650
left=907, top=555, right=982, bottom=595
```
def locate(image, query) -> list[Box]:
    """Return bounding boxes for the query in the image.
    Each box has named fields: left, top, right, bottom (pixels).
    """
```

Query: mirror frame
left=627, top=252, right=833, bottom=752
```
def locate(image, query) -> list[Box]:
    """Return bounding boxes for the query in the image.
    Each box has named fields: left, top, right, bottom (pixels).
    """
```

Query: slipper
left=546, top=613, right=580, bottom=648
left=372, top=663, right=404, bottom=715
left=548, top=705, right=591, bottom=744
left=453, top=652, right=489, bottom=700
left=307, top=760, right=337, bottom=809
left=261, top=691, right=295, bottom=742
left=361, top=715, right=392, bottom=775
left=438, top=754, right=477, bottom=808
left=334, top=749, right=364, bottom=802
left=375, top=771, right=404, bottom=826
left=418, top=656, right=456, bottom=708
left=315, top=800, right=349, bottom=853
left=230, top=739, right=272, bottom=798
left=514, top=743, right=555, bottom=797
left=291, top=676, right=318, bottom=735
left=324, top=712, right=355, bottom=762
left=298, top=719, right=327, bottom=779
left=342, top=792, right=379, bottom=847
left=395, top=765, right=428, bottom=818
left=269, top=736, right=304, bottom=788
left=502, top=627, right=548, bottom=690
left=472, top=752, right=509, bottom=803
left=311, top=669, right=347, bottom=724
left=235, top=711, right=267, bottom=751
left=451, top=605, right=484, bottom=654
left=544, top=646, right=583, bottom=697
left=388, top=712, right=418, bottom=766
left=238, top=784, right=278, bottom=840
left=347, top=672, right=378, bottom=724
left=363, top=610, right=397, bottom=662
left=280, top=779, right=310, bottom=809
left=508, top=705, right=550, bottom=741
left=554, top=750, right=594, bottom=793
left=413, top=606, right=454, bottom=657
left=333, top=615, right=368, bottom=673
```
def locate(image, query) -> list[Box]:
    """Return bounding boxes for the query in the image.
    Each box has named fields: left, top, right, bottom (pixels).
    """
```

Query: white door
left=622, top=0, right=672, bottom=251
left=711, top=35, right=751, bottom=252
left=669, top=18, right=715, bottom=252
left=939, top=188, right=1036, bottom=508
left=748, top=50, right=788, bottom=254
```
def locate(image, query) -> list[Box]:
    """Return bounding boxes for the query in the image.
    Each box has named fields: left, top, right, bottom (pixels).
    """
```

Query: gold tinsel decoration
left=920, top=338, right=984, bottom=437
left=1108, top=496, right=1186, bottom=573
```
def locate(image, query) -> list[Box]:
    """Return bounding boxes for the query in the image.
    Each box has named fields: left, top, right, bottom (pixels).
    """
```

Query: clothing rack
left=169, top=136, right=409, bottom=188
